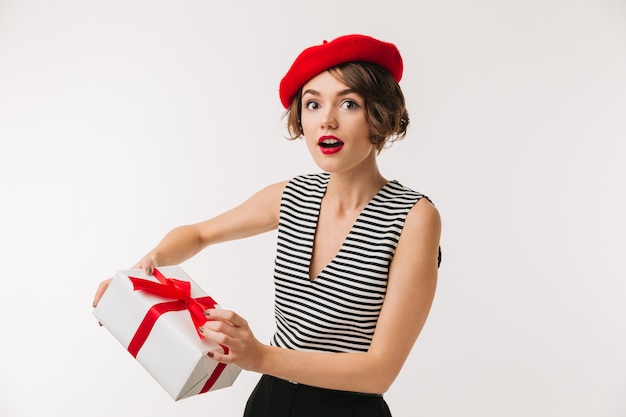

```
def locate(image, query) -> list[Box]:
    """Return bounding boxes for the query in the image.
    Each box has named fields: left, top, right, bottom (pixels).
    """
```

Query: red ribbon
left=126, top=268, right=229, bottom=394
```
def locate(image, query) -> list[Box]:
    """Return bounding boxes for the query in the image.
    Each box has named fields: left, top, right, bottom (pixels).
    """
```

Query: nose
left=321, top=109, right=337, bottom=129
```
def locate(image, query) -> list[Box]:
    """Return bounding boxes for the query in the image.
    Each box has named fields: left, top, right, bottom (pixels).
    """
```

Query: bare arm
left=93, top=180, right=287, bottom=306
left=202, top=198, right=441, bottom=394
left=140, top=180, right=287, bottom=267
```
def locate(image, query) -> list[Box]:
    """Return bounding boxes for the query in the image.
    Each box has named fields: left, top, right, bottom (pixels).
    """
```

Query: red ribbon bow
left=126, top=268, right=228, bottom=394
left=127, top=268, right=217, bottom=357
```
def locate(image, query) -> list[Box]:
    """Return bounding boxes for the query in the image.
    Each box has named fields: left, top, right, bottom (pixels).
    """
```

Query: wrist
left=252, top=343, right=273, bottom=375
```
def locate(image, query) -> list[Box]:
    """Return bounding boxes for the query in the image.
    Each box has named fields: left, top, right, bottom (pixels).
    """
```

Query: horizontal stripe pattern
left=270, top=173, right=426, bottom=353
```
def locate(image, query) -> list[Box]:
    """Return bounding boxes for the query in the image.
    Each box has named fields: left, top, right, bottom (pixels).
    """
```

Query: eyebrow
left=302, top=88, right=356, bottom=97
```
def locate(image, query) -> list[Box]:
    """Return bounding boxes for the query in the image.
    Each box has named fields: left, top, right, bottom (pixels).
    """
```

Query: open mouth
left=318, top=136, right=344, bottom=149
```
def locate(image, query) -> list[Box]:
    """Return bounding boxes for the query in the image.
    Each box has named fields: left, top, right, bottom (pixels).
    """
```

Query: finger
left=198, top=322, right=242, bottom=350
left=200, top=319, right=240, bottom=340
left=139, top=255, right=158, bottom=275
left=92, top=278, right=112, bottom=307
left=200, top=334, right=234, bottom=358
left=206, top=349, right=233, bottom=364
left=204, top=309, right=247, bottom=328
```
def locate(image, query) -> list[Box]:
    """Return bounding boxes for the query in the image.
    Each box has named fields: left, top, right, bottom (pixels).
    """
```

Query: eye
left=304, top=100, right=320, bottom=110
left=340, top=99, right=360, bottom=110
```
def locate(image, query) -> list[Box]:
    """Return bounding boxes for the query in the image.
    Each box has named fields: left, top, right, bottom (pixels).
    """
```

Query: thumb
left=137, top=255, right=158, bottom=275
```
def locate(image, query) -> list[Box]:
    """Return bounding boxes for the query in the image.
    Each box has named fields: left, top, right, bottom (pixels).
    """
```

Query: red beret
left=279, top=34, right=404, bottom=108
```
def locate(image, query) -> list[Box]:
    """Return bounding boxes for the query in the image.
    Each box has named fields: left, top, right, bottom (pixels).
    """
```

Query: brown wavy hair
left=284, top=61, right=409, bottom=151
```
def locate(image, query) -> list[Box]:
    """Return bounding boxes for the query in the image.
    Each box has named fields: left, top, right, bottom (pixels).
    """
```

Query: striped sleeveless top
left=270, top=173, right=428, bottom=353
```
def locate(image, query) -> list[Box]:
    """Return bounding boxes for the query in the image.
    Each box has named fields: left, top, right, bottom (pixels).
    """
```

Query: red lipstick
left=318, top=135, right=344, bottom=155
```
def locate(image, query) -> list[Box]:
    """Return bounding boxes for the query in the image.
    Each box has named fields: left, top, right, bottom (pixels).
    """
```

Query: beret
left=279, top=34, right=403, bottom=108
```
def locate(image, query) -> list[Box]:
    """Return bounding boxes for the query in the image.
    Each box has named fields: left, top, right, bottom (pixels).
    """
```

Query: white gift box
left=93, top=265, right=241, bottom=400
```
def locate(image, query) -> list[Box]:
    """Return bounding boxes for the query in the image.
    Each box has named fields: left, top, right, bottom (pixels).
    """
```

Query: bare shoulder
left=389, top=196, right=442, bottom=271
left=248, top=180, right=289, bottom=209
left=262, top=179, right=290, bottom=196
left=404, top=197, right=442, bottom=239
left=239, top=179, right=290, bottom=220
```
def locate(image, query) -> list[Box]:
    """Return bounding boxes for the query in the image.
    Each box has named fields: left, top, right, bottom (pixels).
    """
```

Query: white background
left=1, top=1, right=625, bottom=416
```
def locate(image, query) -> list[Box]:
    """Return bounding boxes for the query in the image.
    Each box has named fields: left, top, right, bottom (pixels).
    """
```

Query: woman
left=94, top=34, right=441, bottom=417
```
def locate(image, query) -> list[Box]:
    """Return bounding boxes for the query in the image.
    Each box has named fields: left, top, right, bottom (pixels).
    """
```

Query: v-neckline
left=307, top=175, right=392, bottom=282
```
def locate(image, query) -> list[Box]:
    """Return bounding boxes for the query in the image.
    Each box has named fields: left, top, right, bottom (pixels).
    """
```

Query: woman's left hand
left=198, top=309, right=265, bottom=371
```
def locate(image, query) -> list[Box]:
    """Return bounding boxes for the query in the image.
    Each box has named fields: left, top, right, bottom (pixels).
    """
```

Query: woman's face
left=300, top=70, right=377, bottom=175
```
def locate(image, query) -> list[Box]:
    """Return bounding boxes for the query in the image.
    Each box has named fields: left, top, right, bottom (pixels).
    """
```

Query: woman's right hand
left=92, top=254, right=158, bottom=308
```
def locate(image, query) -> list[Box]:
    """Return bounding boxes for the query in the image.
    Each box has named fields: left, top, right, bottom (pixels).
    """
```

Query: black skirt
left=243, top=375, right=393, bottom=417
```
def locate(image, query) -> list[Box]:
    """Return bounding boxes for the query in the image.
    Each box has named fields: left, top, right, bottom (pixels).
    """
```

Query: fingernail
left=207, top=352, right=214, bottom=358
left=146, top=266, right=153, bottom=275
left=198, top=326, right=204, bottom=334
left=204, top=310, right=211, bottom=316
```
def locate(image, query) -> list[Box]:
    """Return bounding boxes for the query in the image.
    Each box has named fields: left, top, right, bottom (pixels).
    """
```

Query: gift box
left=93, top=265, right=241, bottom=400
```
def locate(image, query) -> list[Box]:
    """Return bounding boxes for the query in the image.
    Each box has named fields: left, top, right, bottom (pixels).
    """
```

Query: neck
left=325, top=166, right=388, bottom=212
